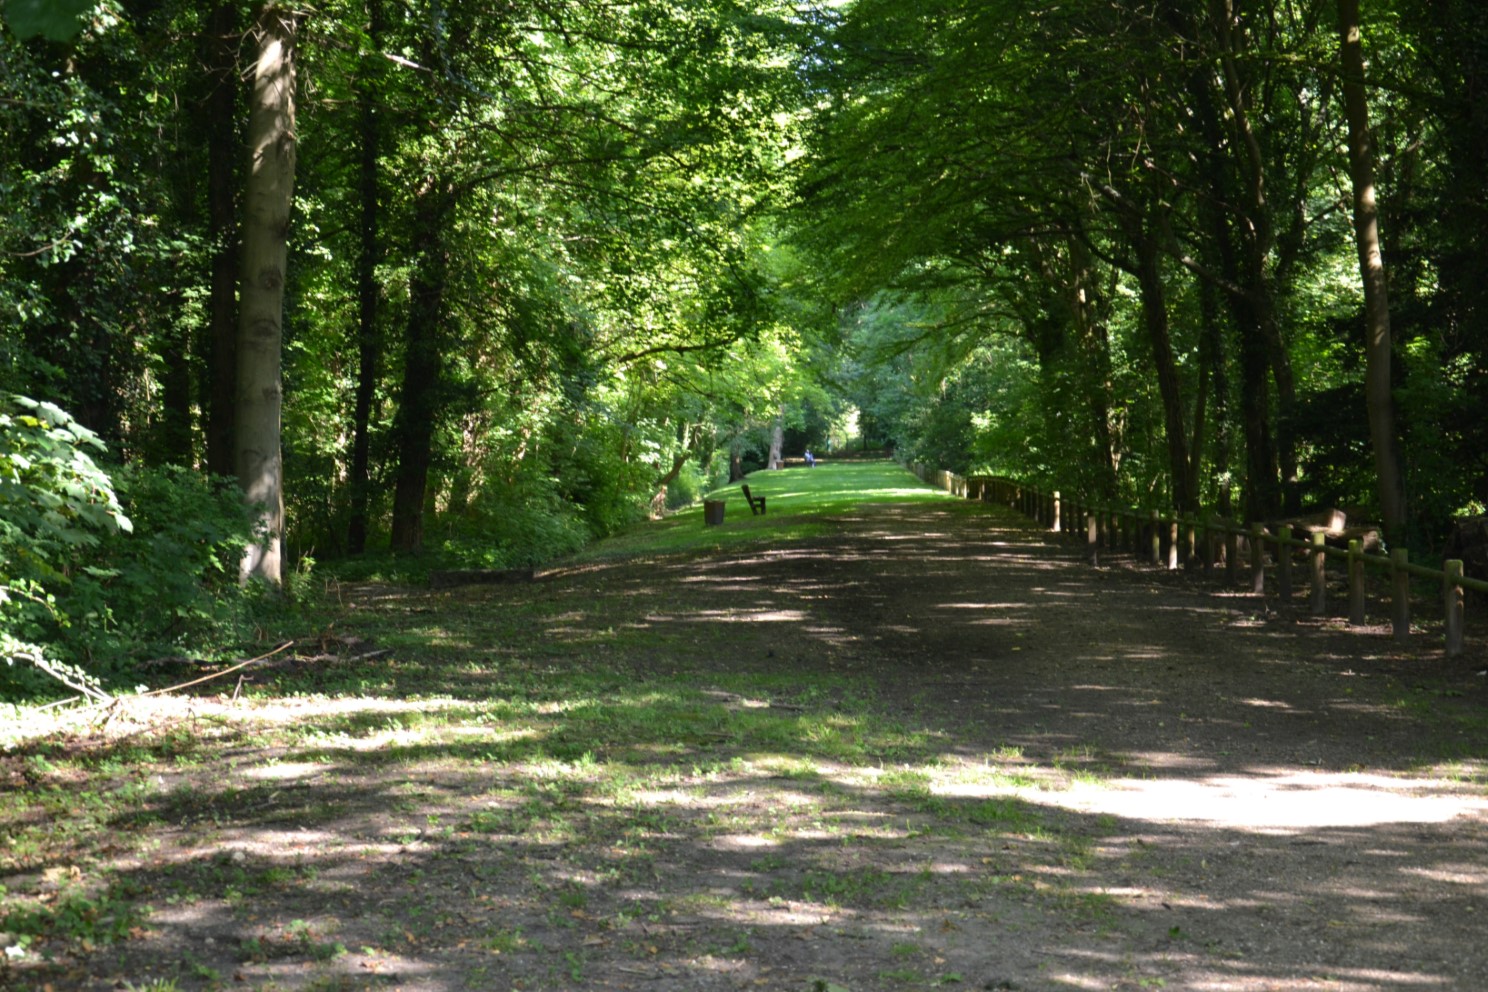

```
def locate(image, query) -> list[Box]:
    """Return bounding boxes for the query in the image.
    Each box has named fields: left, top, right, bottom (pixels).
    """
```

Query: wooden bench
left=741, top=484, right=766, bottom=516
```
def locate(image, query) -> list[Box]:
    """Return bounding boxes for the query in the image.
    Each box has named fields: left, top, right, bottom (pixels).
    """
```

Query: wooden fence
left=906, top=463, right=1486, bottom=657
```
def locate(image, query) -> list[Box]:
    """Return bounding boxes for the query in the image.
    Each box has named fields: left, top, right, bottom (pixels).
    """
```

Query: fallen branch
left=140, top=641, right=294, bottom=697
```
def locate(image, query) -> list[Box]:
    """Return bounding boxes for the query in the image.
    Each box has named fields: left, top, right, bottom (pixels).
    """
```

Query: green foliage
left=437, top=479, right=593, bottom=572
left=664, top=460, right=708, bottom=511
left=54, top=464, right=257, bottom=671
left=0, top=397, right=266, bottom=699
left=2, top=0, right=93, bottom=42
left=0, top=880, right=148, bottom=947
left=0, top=395, right=130, bottom=696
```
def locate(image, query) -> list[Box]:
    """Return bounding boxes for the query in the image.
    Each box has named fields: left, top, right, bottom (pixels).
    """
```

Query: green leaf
left=2, top=0, right=93, bottom=42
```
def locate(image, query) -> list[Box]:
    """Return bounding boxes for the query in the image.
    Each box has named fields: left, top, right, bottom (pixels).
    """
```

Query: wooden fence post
left=1348, top=539, right=1366, bottom=625
left=1167, top=518, right=1179, bottom=571
left=1310, top=531, right=1327, bottom=614
left=1149, top=510, right=1161, bottom=565
left=1052, top=491, right=1061, bottom=533
left=1445, top=560, right=1465, bottom=656
left=1087, top=513, right=1099, bottom=565
left=1278, top=525, right=1293, bottom=600
left=1391, top=548, right=1410, bottom=643
left=1184, top=519, right=1197, bottom=569
left=1249, top=523, right=1265, bottom=595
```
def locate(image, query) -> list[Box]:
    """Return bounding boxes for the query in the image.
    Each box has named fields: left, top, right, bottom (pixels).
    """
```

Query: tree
left=235, top=4, right=300, bottom=587
left=203, top=1, right=244, bottom=479
left=1336, top=0, right=1406, bottom=543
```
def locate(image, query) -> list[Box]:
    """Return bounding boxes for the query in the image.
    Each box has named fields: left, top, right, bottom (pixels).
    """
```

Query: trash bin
left=703, top=499, right=726, bottom=526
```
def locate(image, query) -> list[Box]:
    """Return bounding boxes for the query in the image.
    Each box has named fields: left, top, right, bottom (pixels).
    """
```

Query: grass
left=13, top=461, right=1478, bottom=989
left=566, top=460, right=959, bottom=563
left=1, top=465, right=1027, bottom=966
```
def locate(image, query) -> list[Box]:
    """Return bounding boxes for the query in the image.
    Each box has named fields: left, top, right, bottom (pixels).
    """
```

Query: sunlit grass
left=566, top=460, right=951, bottom=563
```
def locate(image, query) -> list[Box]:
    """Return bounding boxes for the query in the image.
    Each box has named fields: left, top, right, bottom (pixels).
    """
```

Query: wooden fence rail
left=907, top=463, right=1486, bottom=657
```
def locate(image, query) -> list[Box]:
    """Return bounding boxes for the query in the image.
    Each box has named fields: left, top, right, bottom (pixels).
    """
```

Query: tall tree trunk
left=1337, top=0, right=1407, bottom=543
left=1133, top=222, right=1194, bottom=513
left=728, top=438, right=745, bottom=483
left=347, top=0, right=383, bottom=554
left=389, top=183, right=452, bottom=554
left=1028, top=234, right=1117, bottom=498
left=651, top=423, right=698, bottom=519
left=767, top=409, right=784, bottom=470
left=157, top=290, right=194, bottom=464
left=1068, top=237, right=1118, bottom=498
left=1198, top=279, right=1232, bottom=516
left=1213, top=0, right=1296, bottom=516
left=235, top=4, right=298, bottom=587
left=1188, top=59, right=1279, bottom=523
left=204, top=1, right=241, bottom=478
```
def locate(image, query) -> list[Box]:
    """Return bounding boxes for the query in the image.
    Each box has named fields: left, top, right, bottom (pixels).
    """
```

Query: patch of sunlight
left=628, top=788, right=698, bottom=806
left=711, top=833, right=780, bottom=850
left=860, top=753, right=1488, bottom=833
left=1059, top=946, right=1456, bottom=991
left=747, top=754, right=831, bottom=777
left=709, top=903, right=832, bottom=927
left=1202, top=967, right=1448, bottom=991
left=209, top=830, right=346, bottom=859
left=1115, top=750, right=1217, bottom=769
left=854, top=757, right=1046, bottom=793
left=672, top=606, right=813, bottom=623
left=3, top=693, right=495, bottom=747
left=242, top=761, right=329, bottom=781
left=878, top=531, right=951, bottom=541
left=1050, top=770, right=1488, bottom=832
left=1041, top=973, right=1106, bottom=991
left=1401, top=864, right=1488, bottom=885
left=256, top=958, right=434, bottom=984
left=326, top=724, right=539, bottom=752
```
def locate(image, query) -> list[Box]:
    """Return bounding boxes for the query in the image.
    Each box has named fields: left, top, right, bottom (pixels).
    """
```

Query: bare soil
left=5, top=498, right=1487, bottom=992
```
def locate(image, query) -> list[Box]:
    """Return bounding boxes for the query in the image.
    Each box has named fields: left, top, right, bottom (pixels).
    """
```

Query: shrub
left=0, top=395, right=131, bottom=699
left=1, top=396, right=271, bottom=701
left=436, top=480, right=591, bottom=570
left=55, top=464, right=256, bottom=672
left=665, top=460, right=707, bottom=510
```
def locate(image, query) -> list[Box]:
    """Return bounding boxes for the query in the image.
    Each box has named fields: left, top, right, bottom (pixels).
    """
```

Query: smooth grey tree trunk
left=235, top=4, right=298, bottom=587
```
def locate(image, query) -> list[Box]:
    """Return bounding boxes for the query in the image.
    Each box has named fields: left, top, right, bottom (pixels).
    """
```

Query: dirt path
left=673, top=500, right=1488, bottom=991
left=6, top=496, right=1487, bottom=992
